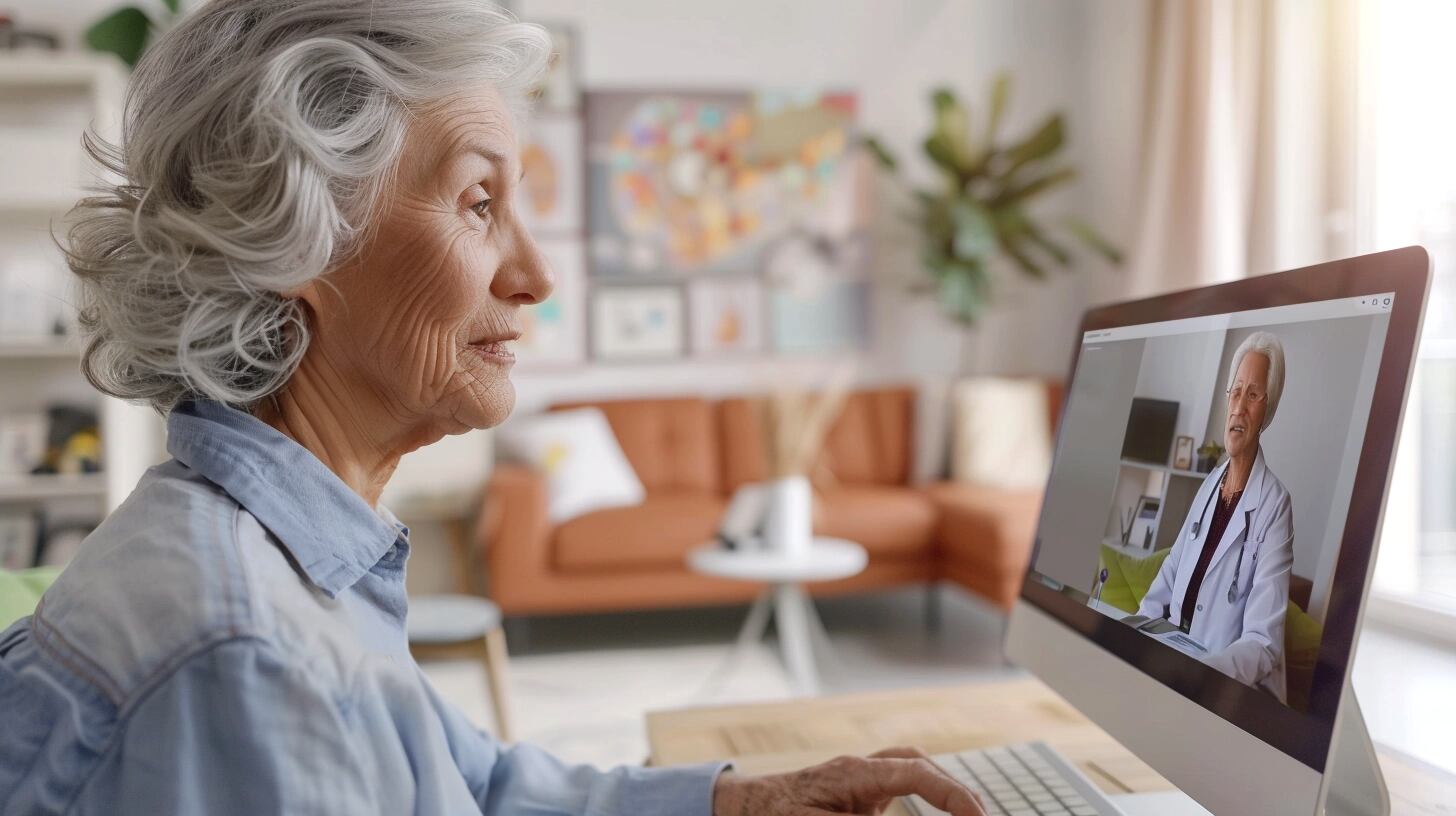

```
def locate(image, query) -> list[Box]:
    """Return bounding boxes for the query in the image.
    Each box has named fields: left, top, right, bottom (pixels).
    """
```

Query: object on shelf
left=0, top=508, right=40, bottom=569
left=34, top=519, right=92, bottom=568
left=30, top=405, right=102, bottom=476
left=0, top=253, right=73, bottom=341
left=1128, top=495, right=1160, bottom=551
left=0, top=412, right=48, bottom=477
left=84, top=2, right=179, bottom=67
left=1173, top=435, right=1195, bottom=471
left=1196, top=439, right=1225, bottom=473
left=0, top=13, right=61, bottom=51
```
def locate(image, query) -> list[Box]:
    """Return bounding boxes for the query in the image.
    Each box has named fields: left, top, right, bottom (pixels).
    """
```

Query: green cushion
left=0, top=567, right=62, bottom=630
left=1097, top=545, right=1172, bottom=614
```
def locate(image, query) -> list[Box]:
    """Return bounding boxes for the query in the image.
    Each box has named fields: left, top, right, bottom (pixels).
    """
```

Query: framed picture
left=529, top=22, right=580, bottom=112
left=768, top=278, right=869, bottom=354
left=591, top=285, right=685, bottom=360
left=1129, top=495, right=1161, bottom=550
left=516, top=240, right=585, bottom=366
left=584, top=89, right=858, bottom=279
left=518, top=114, right=583, bottom=236
left=1173, top=435, right=1195, bottom=470
left=688, top=276, right=763, bottom=355
left=0, top=510, right=39, bottom=570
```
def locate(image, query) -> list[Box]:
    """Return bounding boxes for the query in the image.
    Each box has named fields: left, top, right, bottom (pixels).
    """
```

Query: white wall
left=516, top=0, right=1112, bottom=479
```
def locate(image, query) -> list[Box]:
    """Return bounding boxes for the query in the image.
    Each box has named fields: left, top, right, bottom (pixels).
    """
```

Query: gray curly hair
left=64, top=0, right=551, bottom=413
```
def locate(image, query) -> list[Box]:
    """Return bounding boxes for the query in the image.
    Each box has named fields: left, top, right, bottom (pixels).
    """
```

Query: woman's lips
left=468, top=340, right=516, bottom=363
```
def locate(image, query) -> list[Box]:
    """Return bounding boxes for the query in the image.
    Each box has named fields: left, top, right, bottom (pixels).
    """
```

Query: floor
left=419, top=584, right=1456, bottom=776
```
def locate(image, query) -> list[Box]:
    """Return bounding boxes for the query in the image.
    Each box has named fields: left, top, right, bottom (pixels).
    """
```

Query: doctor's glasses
left=1225, top=385, right=1267, bottom=406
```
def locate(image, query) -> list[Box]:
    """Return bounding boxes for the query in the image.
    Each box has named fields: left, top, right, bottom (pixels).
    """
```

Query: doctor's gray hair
left=1226, top=331, right=1286, bottom=430
left=64, top=0, right=552, bottom=413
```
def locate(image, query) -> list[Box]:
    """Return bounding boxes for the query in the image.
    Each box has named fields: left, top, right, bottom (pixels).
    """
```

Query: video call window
left=1030, top=294, right=1394, bottom=713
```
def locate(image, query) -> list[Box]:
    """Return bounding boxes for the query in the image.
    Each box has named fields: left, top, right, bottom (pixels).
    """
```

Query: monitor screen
left=1025, top=291, right=1396, bottom=766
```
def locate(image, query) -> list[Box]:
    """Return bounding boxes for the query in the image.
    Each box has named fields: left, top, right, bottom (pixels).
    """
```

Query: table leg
left=735, top=589, right=775, bottom=655
left=774, top=583, right=820, bottom=695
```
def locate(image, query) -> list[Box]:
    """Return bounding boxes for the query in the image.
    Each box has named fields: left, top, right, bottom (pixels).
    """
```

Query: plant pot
left=763, top=474, right=813, bottom=558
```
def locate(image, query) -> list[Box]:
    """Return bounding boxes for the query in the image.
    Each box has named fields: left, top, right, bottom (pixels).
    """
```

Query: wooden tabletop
left=646, top=676, right=1456, bottom=815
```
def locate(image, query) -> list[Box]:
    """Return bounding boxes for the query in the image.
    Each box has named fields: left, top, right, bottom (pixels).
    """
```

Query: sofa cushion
left=497, top=408, right=646, bottom=524
left=552, top=397, right=721, bottom=495
left=926, top=481, right=1042, bottom=573
left=814, top=485, right=936, bottom=558
left=553, top=491, right=727, bottom=571
left=1096, top=544, right=1172, bottom=613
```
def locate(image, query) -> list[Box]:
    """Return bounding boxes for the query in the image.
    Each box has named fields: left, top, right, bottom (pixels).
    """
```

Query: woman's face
left=299, top=87, right=552, bottom=439
left=1224, top=351, right=1270, bottom=459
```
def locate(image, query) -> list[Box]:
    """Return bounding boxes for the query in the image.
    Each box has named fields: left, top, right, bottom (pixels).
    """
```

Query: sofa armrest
left=480, top=463, right=553, bottom=612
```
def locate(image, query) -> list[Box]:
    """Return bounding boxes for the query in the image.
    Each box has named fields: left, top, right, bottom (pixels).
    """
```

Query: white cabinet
left=0, top=53, right=163, bottom=566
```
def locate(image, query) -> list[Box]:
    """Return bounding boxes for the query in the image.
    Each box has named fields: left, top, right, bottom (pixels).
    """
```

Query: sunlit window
left=1367, top=0, right=1456, bottom=611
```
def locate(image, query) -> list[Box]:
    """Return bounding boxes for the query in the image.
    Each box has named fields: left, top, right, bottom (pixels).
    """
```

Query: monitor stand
left=1323, top=687, right=1389, bottom=816
left=1108, top=685, right=1388, bottom=816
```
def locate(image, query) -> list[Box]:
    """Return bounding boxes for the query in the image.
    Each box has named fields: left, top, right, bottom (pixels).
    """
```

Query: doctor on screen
left=1137, top=331, right=1294, bottom=703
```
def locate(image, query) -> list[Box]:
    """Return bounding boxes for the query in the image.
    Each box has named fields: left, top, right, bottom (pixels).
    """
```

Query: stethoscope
left=1188, top=467, right=1257, bottom=606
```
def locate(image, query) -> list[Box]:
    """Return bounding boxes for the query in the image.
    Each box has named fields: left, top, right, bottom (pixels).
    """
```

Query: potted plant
left=863, top=74, right=1121, bottom=368
left=84, top=0, right=182, bottom=68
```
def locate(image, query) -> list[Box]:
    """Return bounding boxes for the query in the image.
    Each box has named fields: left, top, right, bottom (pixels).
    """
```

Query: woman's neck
left=255, top=352, right=439, bottom=509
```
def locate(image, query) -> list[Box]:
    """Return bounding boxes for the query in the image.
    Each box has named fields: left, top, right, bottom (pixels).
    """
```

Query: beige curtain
left=1119, top=0, right=1357, bottom=298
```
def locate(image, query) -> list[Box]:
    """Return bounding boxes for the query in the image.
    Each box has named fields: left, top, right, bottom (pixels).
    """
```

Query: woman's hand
left=712, top=747, right=986, bottom=816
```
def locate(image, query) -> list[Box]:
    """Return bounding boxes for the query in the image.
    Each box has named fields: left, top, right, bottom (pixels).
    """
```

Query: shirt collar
left=166, top=399, right=406, bottom=598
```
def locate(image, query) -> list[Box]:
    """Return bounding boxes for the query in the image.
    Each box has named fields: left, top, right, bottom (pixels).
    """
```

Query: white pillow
left=497, top=408, right=646, bottom=524
left=951, top=378, right=1053, bottom=489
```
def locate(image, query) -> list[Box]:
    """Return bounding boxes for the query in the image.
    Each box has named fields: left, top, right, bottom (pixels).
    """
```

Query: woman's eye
left=470, top=196, right=492, bottom=219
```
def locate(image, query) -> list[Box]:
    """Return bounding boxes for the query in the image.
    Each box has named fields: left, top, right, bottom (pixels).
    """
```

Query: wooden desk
left=646, top=676, right=1456, bottom=815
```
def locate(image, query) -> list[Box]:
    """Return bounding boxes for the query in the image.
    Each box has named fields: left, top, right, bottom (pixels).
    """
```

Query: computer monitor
left=1005, top=247, right=1430, bottom=816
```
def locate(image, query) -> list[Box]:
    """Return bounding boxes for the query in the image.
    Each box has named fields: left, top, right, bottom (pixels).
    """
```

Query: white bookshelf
left=0, top=53, right=164, bottom=556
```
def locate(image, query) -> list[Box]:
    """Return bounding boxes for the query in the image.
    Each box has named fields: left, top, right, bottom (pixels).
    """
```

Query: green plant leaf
left=1023, top=223, right=1073, bottom=267
left=986, top=72, right=1011, bottom=144
left=85, top=6, right=153, bottom=68
left=161, top=0, right=181, bottom=13
left=1002, top=239, right=1049, bottom=280
left=951, top=200, right=998, bottom=262
left=1064, top=217, right=1124, bottom=265
left=862, top=136, right=899, bottom=172
left=928, top=87, right=975, bottom=178
left=996, top=166, right=1077, bottom=205
left=938, top=261, right=989, bottom=325
left=1001, top=114, right=1064, bottom=178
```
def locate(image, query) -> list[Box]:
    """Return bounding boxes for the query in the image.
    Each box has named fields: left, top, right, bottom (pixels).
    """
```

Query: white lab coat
left=1136, top=448, right=1293, bottom=703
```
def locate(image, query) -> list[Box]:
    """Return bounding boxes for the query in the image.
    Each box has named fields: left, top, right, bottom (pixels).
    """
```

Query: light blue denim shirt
left=0, top=399, right=725, bottom=815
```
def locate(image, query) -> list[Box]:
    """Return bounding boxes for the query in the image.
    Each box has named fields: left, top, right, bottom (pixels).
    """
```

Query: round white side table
left=407, top=594, right=515, bottom=741
left=688, top=537, right=868, bottom=695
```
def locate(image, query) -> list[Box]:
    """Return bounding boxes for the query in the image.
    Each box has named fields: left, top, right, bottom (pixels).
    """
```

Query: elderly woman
left=1136, top=331, right=1294, bottom=702
left=0, top=2, right=983, bottom=815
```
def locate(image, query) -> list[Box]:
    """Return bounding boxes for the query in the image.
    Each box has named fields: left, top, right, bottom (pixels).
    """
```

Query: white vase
left=763, top=474, right=813, bottom=558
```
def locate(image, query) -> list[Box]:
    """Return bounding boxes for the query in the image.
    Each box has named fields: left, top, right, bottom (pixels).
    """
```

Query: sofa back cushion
left=551, top=397, right=721, bottom=495
left=720, top=386, right=916, bottom=492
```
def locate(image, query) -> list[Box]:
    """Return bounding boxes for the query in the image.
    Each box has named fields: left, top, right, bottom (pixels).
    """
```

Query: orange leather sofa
left=482, top=384, right=1062, bottom=617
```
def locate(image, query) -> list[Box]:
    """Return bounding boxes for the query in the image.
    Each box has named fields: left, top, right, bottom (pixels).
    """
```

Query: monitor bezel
left=1018, top=246, right=1430, bottom=771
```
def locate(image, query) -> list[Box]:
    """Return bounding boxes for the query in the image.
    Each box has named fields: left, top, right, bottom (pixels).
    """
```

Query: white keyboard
left=903, top=741, right=1123, bottom=816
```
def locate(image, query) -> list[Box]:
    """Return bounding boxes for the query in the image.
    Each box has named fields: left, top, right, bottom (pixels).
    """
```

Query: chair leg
left=479, top=626, right=515, bottom=742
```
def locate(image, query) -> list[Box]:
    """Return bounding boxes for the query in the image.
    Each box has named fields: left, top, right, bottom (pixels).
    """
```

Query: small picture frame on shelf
left=1129, top=495, right=1160, bottom=550
left=1172, top=435, right=1195, bottom=471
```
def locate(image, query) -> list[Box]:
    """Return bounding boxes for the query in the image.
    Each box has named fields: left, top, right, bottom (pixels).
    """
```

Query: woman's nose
left=492, top=221, right=554, bottom=306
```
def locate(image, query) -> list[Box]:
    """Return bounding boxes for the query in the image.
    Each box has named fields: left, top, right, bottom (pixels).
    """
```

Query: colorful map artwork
left=585, top=90, right=858, bottom=277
